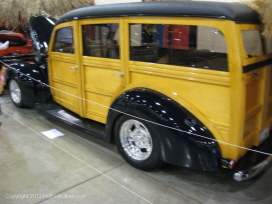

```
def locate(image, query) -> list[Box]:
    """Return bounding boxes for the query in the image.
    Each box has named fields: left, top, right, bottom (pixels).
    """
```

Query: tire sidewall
left=9, top=79, right=24, bottom=108
left=114, top=114, right=162, bottom=171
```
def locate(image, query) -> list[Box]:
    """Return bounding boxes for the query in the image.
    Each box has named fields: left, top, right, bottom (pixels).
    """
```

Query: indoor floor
left=1, top=91, right=272, bottom=204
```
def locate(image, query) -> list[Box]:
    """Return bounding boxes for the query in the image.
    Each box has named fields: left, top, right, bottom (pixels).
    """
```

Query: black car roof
left=57, top=1, right=260, bottom=24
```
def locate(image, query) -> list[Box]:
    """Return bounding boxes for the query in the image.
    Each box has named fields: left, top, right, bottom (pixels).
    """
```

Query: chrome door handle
left=113, top=73, right=124, bottom=77
left=252, top=72, right=259, bottom=77
left=70, top=66, right=78, bottom=69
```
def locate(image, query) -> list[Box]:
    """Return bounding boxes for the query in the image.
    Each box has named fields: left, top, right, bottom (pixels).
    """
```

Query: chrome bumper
left=233, top=154, right=272, bottom=181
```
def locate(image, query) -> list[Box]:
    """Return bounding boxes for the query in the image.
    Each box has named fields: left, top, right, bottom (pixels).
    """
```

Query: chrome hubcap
left=10, top=80, right=21, bottom=104
left=119, top=119, right=152, bottom=161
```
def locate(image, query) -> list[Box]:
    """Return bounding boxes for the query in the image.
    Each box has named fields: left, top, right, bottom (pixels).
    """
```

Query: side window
left=129, top=24, right=228, bottom=71
left=53, top=27, right=74, bottom=54
left=266, top=37, right=272, bottom=54
left=82, top=24, right=119, bottom=59
left=242, top=30, right=264, bottom=57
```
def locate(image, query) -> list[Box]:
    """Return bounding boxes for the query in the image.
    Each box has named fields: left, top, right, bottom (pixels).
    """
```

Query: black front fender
left=106, top=88, right=221, bottom=172
left=5, top=62, right=50, bottom=107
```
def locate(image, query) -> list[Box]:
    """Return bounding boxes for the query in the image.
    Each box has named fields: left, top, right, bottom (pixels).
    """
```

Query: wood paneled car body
left=3, top=2, right=272, bottom=181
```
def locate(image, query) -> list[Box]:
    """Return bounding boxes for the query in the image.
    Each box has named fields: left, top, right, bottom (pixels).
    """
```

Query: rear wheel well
left=111, top=113, right=123, bottom=143
left=106, top=88, right=221, bottom=171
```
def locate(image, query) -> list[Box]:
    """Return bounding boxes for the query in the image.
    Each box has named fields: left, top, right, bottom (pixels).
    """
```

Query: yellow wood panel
left=130, top=63, right=230, bottom=86
left=263, top=65, right=272, bottom=126
left=130, top=61, right=230, bottom=77
left=82, top=57, right=124, bottom=123
left=243, top=67, right=270, bottom=147
left=85, top=91, right=111, bottom=123
left=52, top=82, right=81, bottom=113
left=50, top=56, right=81, bottom=115
left=245, top=70, right=263, bottom=112
left=225, top=22, right=245, bottom=160
left=217, top=130, right=229, bottom=143
left=51, top=60, right=78, bottom=84
left=84, top=68, right=122, bottom=92
left=130, top=71, right=231, bottom=126
left=54, top=97, right=79, bottom=114
left=83, top=58, right=122, bottom=92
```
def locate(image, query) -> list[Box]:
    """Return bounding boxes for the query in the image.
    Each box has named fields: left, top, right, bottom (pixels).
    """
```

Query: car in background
left=0, top=30, right=33, bottom=55
left=0, top=30, right=34, bottom=65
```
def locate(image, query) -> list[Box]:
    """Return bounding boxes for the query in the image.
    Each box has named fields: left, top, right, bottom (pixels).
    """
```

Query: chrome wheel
left=119, top=119, right=153, bottom=161
left=10, top=80, right=22, bottom=104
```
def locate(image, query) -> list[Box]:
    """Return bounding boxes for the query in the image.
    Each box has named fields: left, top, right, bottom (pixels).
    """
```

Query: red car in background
left=0, top=30, right=33, bottom=56
left=0, top=30, right=35, bottom=95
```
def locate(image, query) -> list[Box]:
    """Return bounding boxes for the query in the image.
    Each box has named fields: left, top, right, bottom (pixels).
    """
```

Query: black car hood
left=28, top=16, right=56, bottom=60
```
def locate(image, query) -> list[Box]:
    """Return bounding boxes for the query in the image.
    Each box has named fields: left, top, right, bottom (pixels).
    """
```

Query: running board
left=35, top=102, right=106, bottom=139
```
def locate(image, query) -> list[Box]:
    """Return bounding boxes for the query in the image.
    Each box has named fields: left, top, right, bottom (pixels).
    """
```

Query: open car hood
left=28, top=16, right=56, bottom=61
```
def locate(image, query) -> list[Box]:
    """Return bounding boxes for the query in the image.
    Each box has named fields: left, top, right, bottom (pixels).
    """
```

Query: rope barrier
left=1, top=59, right=271, bottom=157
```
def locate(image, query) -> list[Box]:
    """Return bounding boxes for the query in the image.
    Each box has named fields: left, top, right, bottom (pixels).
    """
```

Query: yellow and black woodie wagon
left=4, top=1, right=272, bottom=181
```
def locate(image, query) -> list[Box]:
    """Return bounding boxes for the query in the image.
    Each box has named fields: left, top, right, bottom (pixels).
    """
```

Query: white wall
left=95, top=0, right=141, bottom=5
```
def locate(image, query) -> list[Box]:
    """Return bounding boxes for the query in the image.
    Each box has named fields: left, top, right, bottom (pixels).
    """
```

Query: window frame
left=241, top=30, right=265, bottom=58
left=80, top=18, right=121, bottom=60
left=129, top=22, right=229, bottom=71
left=52, top=26, right=75, bottom=54
left=238, top=24, right=271, bottom=66
left=82, top=23, right=120, bottom=59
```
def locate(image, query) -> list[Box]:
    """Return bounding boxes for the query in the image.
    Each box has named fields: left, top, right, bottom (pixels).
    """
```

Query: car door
left=48, top=21, right=84, bottom=116
left=80, top=18, right=125, bottom=123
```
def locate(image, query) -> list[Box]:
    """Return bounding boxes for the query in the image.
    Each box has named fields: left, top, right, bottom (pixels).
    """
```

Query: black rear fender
left=106, top=88, right=221, bottom=171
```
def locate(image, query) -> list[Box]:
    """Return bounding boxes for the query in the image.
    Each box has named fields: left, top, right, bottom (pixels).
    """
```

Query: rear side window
left=129, top=24, right=228, bottom=71
left=242, top=30, right=264, bottom=58
left=53, top=27, right=74, bottom=54
left=266, top=37, right=272, bottom=54
left=82, top=24, right=119, bottom=59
